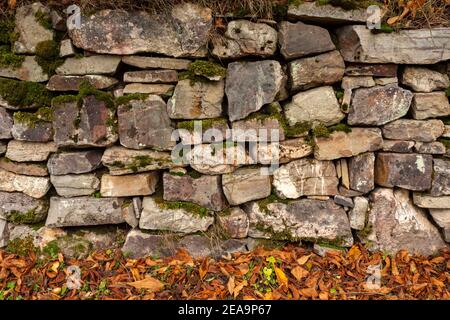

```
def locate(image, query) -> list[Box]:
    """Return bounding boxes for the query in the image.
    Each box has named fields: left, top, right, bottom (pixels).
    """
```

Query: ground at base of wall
left=0, top=244, right=448, bottom=300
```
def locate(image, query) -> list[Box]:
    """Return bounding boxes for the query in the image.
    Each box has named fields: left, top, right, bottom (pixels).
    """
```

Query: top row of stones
left=15, top=2, right=450, bottom=64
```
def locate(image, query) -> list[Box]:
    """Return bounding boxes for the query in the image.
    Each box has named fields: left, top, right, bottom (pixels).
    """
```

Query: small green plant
left=445, top=86, right=450, bottom=97
left=43, top=240, right=60, bottom=259
left=179, top=60, right=227, bottom=83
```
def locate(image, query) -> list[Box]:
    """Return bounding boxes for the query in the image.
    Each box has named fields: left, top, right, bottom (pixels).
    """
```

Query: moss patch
left=445, top=86, right=450, bottom=97
left=312, top=123, right=352, bottom=138
left=179, top=60, right=226, bottom=83
left=35, top=40, right=64, bottom=76
left=6, top=236, right=37, bottom=256
left=316, top=0, right=378, bottom=10
left=13, top=107, right=53, bottom=127
left=4, top=209, right=39, bottom=224
left=0, top=78, right=53, bottom=108
left=153, top=195, right=211, bottom=218
left=177, top=117, right=228, bottom=132
left=0, top=45, right=25, bottom=69
left=257, top=194, right=290, bottom=214
left=115, top=93, right=149, bottom=106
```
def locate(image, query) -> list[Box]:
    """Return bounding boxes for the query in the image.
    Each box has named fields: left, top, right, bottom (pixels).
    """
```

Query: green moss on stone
left=313, top=123, right=352, bottom=138
left=5, top=209, right=39, bottom=224
left=6, top=236, right=37, bottom=256
left=34, top=9, right=52, bottom=30
left=0, top=45, right=25, bottom=69
left=35, top=40, right=64, bottom=76
left=154, top=196, right=211, bottom=218
left=115, top=93, right=149, bottom=106
left=78, top=81, right=115, bottom=109
left=189, top=60, right=226, bottom=79
left=316, top=0, right=378, bottom=10
left=14, top=107, right=53, bottom=127
left=177, top=117, right=228, bottom=132
left=257, top=194, right=290, bottom=214
left=0, top=78, right=53, bottom=108
left=42, top=240, right=60, bottom=258
left=445, top=86, right=450, bottom=97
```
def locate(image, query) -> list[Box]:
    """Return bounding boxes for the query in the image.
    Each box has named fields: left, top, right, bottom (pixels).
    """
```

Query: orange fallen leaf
left=275, top=267, right=288, bottom=288
left=291, top=266, right=308, bottom=282
left=128, top=276, right=164, bottom=292
left=227, top=276, right=235, bottom=295
left=296, top=254, right=311, bottom=266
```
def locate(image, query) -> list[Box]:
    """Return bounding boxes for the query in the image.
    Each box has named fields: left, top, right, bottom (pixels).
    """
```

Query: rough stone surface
left=222, top=168, right=271, bottom=205
left=375, top=153, right=433, bottom=191
left=121, top=231, right=177, bottom=258
left=217, top=207, right=249, bottom=239
left=348, top=85, right=413, bottom=126
left=244, top=199, right=353, bottom=246
left=0, top=191, right=48, bottom=223
left=0, top=168, right=50, bottom=198
left=47, top=75, right=118, bottom=91
left=163, top=173, right=226, bottom=211
left=345, top=64, right=398, bottom=77
left=414, top=141, right=446, bottom=154
left=52, top=95, right=118, bottom=148
left=273, top=159, right=338, bottom=199
left=341, top=76, right=375, bottom=90
left=0, top=158, right=48, bottom=177
left=278, top=138, right=313, bottom=163
left=124, top=70, right=178, bottom=83
left=314, top=128, right=383, bottom=161
left=118, top=95, right=174, bottom=150
left=167, top=79, right=224, bottom=119
left=226, top=61, right=284, bottom=121
left=68, top=3, right=212, bottom=57
left=348, top=153, right=375, bottom=194
left=46, top=197, right=126, bottom=227
left=278, top=21, right=335, bottom=60
left=0, top=107, right=13, bottom=139
left=56, top=56, right=121, bottom=76
left=51, top=174, right=100, bottom=197
left=0, top=142, right=6, bottom=155
left=429, top=209, right=450, bottom=230
left=0, top=219, right=7, bottom=247
left=382, top=119, right=444, bottom=142
left=348, top=197, right=368, bottom=231
left=12, top=120, right=52, bottom=142
left=6, top=141, right=56, bottom=162
left=14, top=3, right=54, bottom=54
left=212, top=20, right=277, bottom=59
left=139, top=197, right=214, bottom=233
left=123, top=84, right=174, bottom=96
left=285, top=86, right=344, bottom=127
left=336, top=25, right=450, bottom=64
left=334, top=195, right=353, bottom=208
left=401, top=67, right=450, bottom=92
left=288, top=2, right=368, bottom=24
left=189, top=144, right=250, bottom=175
left=101, top=172, right=159, bottom=197
left=47, top=150, right=103, bottom=175
left=231, top=117, right=285, bottom=142
left=178, top=119, right=230, bottom=145
left=122, top=56, right=191, bottom=70
left=411, top=92, right=450, bottom=120
left=101, top=146, right=180, bottom=175
left=289, top=50, right=345, bottom=92
left=413, top=193, right=450, bottom=209
left=361, top=188, right=446, bottom=255
left=59, top=39, right=75, bottom=57
left=431, top=159, right=450, bottom=196
left=0, top=56, right=48, bottom=82
left=382, top=140, right=415, bottom=153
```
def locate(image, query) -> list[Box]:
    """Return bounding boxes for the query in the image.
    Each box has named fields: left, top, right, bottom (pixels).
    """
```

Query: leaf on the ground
left=291, top=266, right=308, bottom=282
left=275, top=267, right=288, bottom=288
left=127, top=276, right=164, bottom=292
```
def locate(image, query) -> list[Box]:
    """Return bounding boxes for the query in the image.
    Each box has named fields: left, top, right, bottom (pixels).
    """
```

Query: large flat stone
left=411, top=92, right=450, bottom=120
left=413, top=193, right=450, bottom=209
left=118, top=95, right=174, bottom=150
left=0, top=158, right=48, bottom=177
left=336, top=25, right=450, bottom=64
left=288, top=2, right=368, bottom=24
left=289, top=51, right=345, bottom=92
left=52, top=95, right=118, bottom=148
left=231, top=117, right=285, bottom=142
left=382, top=119, right=444, bottom=142
left=163, top=172, right=227, bottom=211
left=121, top=56, right=191, bottom=70
left=46, top=197, right=127, bottom=227
left=285, top=86, right=344, bottom=127
left=278, top=21, right=335, bottom=60
left=123, top=70, right=178, bottom=83
left=0, top=191, right=48, bottom=223
left=375, top=153, right=433, bottom=191
left=345, top=63, right=398, bottom=77
left=361, top=188, right=446, bottom=255
left=101, top=146, right=180, bottom=175
left=47, top=75, right=118, bottom=91
left=47, top=150, right=103, bottom=175
left=431, top=159, right=450, bottom=196
left=0, top=168, right=50, bottom=198
left=349, top=152, right=375, bottom=194
left=217, top=207, right=249, bottom=239
left=167, top=79, right=224, bottom=119
left=101, top=172, right=159, bottom=197
left=12, top=117, right=53, bottom=142
left=273, top=159, right=338, bottom=199
left=68, top=3, right=212, bottom=57
left=225, top=61, right=284, bottom=121
left=14, top=3, right=54, bottom=54
left=5, top=140, right=56, bottom=162
left=212, top=20, right=277, bottom=58
left=222, top=168, right=271, bottom=205
left=314, top=128, right=383, bottom=161
left=139, top=197, right=214, bottom=233
left=0, top=56, right=48, bottom=82
left=56, top=56, right=121, bottom=76
left=401, top=66, right=450, bottom=92
left=50, top=174, right=100, bottom=197
left=243, top=199, right=353, bottom=245
left=123, top=84, right=174, bottom=96
left=348, top=85, right=413, bottom=126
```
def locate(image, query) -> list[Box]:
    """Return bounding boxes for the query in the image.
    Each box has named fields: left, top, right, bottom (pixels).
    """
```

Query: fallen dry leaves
left=0, top=244, right=448, bottom=300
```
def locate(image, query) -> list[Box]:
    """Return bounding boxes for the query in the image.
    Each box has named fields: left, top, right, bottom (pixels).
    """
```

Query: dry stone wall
left=0, top=2, right=450, bottom=258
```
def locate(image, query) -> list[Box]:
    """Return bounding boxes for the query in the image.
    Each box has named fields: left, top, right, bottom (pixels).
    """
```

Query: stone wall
left=0, top=2, right=449, bottom=258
